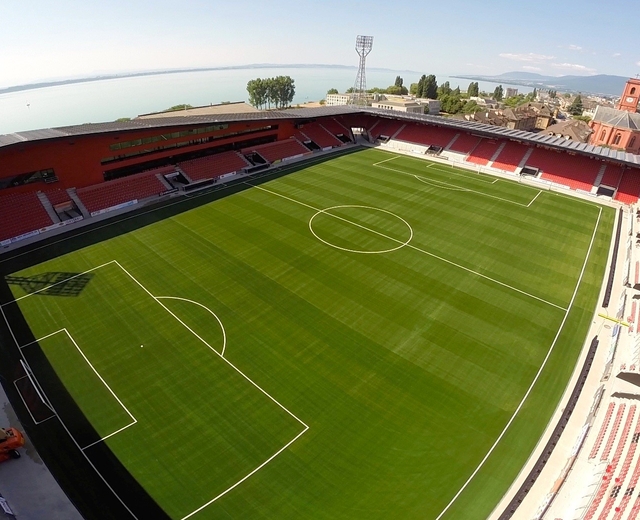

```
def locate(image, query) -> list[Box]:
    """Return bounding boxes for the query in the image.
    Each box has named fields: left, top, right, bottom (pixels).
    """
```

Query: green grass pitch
left=3, top=148, right=614, bottom=519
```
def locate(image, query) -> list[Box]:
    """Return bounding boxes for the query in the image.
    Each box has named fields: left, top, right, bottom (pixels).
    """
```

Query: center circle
left=308, top=205, right=413, bottom=254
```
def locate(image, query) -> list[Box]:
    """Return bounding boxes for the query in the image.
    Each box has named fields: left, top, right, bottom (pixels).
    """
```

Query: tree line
left=246, top=76, right=296, bottom=109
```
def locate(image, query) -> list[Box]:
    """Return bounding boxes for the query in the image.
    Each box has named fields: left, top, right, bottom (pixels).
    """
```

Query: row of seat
left=0, top=191, right=54, bottom=242
left=241, top=138, right=310, bottom=163
left=297, top=122, right=343, bottom=148
left=386, top=123, right=640, bottom=202
left=178, top=151, right=249, bottom=182
left=76, top=169, right=168, bottom=215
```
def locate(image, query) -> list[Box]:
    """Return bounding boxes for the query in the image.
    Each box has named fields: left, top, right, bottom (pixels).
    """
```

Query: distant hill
left=452, top=72, right=629, bottom=96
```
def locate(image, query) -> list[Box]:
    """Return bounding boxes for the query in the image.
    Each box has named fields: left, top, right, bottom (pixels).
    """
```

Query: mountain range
left=452, top=72, right=630, bottom=96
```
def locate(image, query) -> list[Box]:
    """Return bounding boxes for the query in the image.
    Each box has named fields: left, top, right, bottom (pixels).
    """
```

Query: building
left=371, top=98, right=423, bottom=114
left=457, top=103, right=553, bottom=131
left=505, top=87, right=518, bottom=98
left=414, top=98, right=441, bottom=115
left=589, top=78, right=640, bottom=154
left=542, top=119, right=593, bottom=143
left=326, top=93, right=353, bottom=106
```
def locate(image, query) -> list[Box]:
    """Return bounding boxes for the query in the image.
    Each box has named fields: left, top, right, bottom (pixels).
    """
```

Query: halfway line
left=246, top=183, right=565, bottom=310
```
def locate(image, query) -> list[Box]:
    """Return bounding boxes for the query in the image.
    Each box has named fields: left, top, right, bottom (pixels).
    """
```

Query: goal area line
left=0, top=260, right=309, bottom=520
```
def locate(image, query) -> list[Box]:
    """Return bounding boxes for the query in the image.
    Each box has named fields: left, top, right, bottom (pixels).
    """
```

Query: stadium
left=0, top=104, right=639, bottom=520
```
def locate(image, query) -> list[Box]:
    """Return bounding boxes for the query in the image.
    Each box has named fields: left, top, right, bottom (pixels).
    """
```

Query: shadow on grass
left=5, top=272, right=94, bottom=298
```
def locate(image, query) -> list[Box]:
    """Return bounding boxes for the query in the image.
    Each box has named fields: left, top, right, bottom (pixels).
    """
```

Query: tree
left=549, top=90, right=557, bottom=99
left=568, top=95, right=583, bottom=116
left=394, top=76, right=403, bottom=88
left=164, top=104, right=193, bottom=112
left=247, top=78, right=268, bottom=109
left=462, top=100, right=482, bottom=114
left=493, top=85, right=504, bottom=101
left=453, top=86, right=461, bottom=96
left=467, top=82, right=479, bottom=97
left=437, top=81, right=452, bottom=99
left=327, top=88, right=339, bottom=95
left=416, top=75, right=427, bottom=98
left=409, top=82, right=419, bottom=96
left=424, top=75, right=438, bottom=99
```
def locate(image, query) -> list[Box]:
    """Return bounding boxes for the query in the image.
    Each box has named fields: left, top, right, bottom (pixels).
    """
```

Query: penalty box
left=5, top=260, right=308, bottom=520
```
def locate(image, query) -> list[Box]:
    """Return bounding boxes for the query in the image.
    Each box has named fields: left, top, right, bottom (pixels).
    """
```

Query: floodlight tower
left=350, top=35, right=373, bottom=106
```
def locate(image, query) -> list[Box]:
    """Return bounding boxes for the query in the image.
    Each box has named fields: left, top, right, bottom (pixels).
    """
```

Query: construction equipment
left=0, top=427, right=25, bottom=463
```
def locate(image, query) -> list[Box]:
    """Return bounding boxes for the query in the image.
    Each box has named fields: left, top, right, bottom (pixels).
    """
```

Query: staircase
left=486, top=142, right=506, bottom=168
left=67, top=188, right=91, bottom=219
left=36, top=191, right=61, bottom=223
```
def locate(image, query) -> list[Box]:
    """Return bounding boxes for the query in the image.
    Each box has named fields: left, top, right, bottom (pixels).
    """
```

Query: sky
left=2, top=0, right=640, bottom=88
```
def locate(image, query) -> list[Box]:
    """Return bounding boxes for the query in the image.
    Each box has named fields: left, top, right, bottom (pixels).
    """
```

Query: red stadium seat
left=242, top=139, right=309, bottom=163
left=0, top=191, right=54, bottom=242
left=394, top=124, right=457, bottom=148
left=178, top=151, right=249, bottom=182
left=491, top=142, right=530, bottom=172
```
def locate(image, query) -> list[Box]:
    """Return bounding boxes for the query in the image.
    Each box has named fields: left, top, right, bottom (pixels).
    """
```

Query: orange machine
left=0, top=427, right=25, bottom=463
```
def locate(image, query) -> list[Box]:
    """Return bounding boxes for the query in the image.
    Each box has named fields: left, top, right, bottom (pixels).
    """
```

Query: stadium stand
left=449, top=133, right=481, bottom=154
left=0, top=191, right=53, bottom=242
left=527, top=148, right=601, bottom=191
left=241, top=138, right=310, bottom=164
left=338, top=114, right=376, bottom=131
left=178, top=152, right=248, bottom=182
left=601, top=404, right=626, bottom=461
left=77, top=170, right=168, bottom=215
left=590, top=402, right=616, bottom=459
left=44, top=188, right=73, bottom=206
left=614, top=169, right=640, bottom=205
left=600, top=165, right=625, bottom=189
left=297, top=122, right=342, bottom=148
left=491, top=142, right=531, bottom=172
left=466, top=139, right=501, bottom=166
left=395, top=123, right=458, bottom=148
left=370, top=119, right=404, bottom=140
left=319, top=118, right=352, bottom=141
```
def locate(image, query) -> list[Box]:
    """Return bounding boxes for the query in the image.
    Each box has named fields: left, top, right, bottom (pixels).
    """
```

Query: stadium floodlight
left=350, top=35, right=374, bottom=106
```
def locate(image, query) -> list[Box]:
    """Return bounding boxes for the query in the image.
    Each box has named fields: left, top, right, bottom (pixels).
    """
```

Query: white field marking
left=424, top=162, right=499, bottom=184
left=372, top=155, right=402, bottom=166
left=181, top=426, right=308, bottom=520
left=3, top=260, right=308, bottom=518
left=20, top=328, right=138, bottom=451
left=308, top=205, right=413, bottom=254
left=0, top=306, right=139, bottom=520
left=414, top=176, right=469, bottom=192
left=247, top=183, right=566, bottom=311
left=112, top=261, right=309, bottom=518
left=156, top=296, right=227, bottom=357
left=372, top=158, right=541, bottom=207
left=1, top=259, right=117, bottom=306
left=393, top=165, right=541, bottom=207
left=12, top=376, right=56, bottom=425
left=434, top=205, right=603, bottom=520
left=0, top=147, right=358, bottom=265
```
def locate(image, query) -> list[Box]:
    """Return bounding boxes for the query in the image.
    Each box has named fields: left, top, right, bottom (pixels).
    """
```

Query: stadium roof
left=2, top=105, right=640, bottom=167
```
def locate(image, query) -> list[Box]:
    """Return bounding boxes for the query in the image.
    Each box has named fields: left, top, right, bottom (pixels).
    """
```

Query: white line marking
left=372, top=155, right=401, bottom=166
left=181, top=426, right=308, bottom=520
left=156, top=296, right=227, bottom=357
left=1, top=260, right=117, bottom=306
left=375, top=162, right=541, bottom=207
left=115, top=261, right=306, bottom=429
left=422, top=161, right=499, bottom=184
left=20, top=328, right=138, bottom=451
left=308, top=205, right=413, bottom=254
left=3, top=260, right=309, bottom=519
left=0, top=305, right=139, bottom=520
left=248, top=183, right=566, bottom=310
left=434, top=205, right=603, bottom=520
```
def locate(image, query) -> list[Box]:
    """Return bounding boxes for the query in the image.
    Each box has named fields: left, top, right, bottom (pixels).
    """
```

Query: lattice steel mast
left=350, top=35, right=373, bottom=106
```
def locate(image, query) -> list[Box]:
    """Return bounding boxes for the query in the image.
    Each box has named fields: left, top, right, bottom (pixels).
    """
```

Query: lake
left=0, top=67, right=532, bottom=135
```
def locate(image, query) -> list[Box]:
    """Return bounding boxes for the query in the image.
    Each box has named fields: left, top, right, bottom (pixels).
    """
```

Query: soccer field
left=1, top=148, right=614, bottom=519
